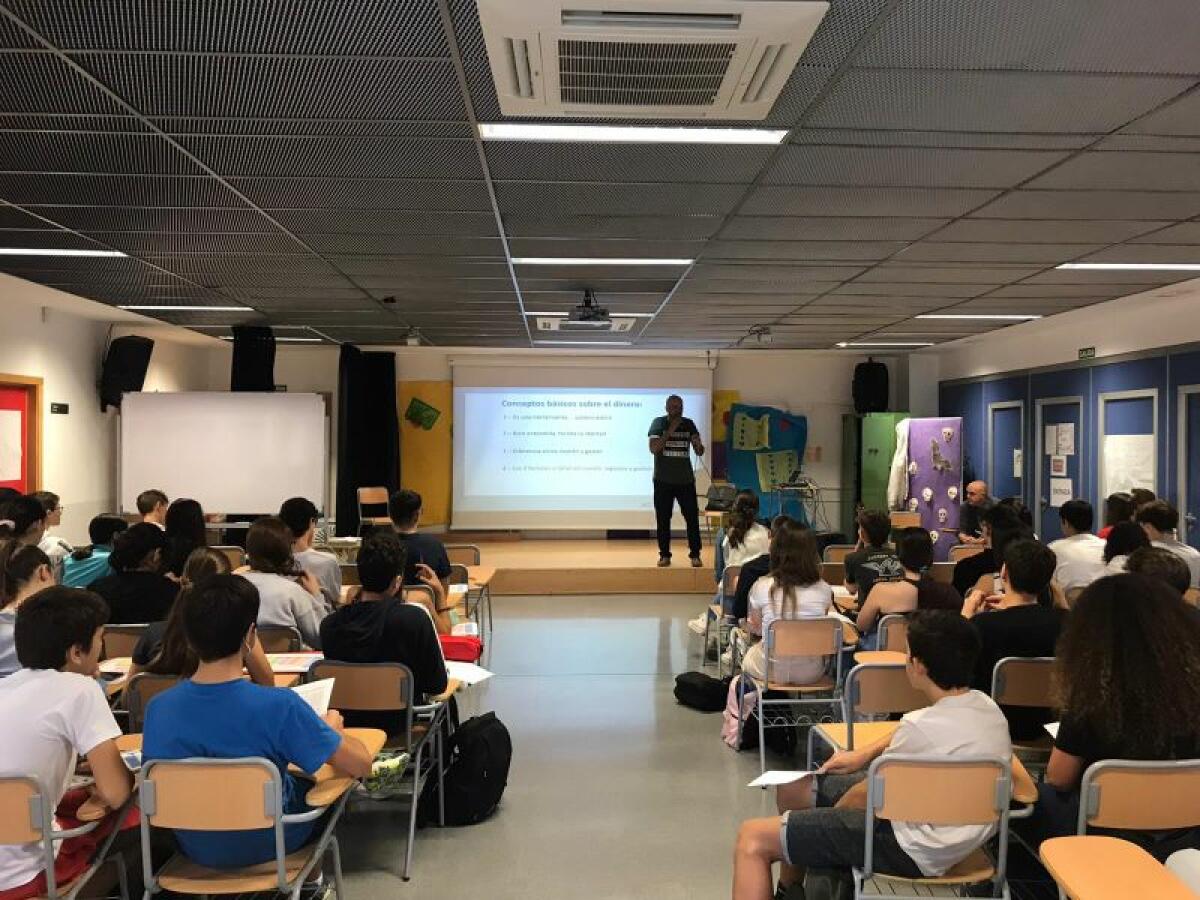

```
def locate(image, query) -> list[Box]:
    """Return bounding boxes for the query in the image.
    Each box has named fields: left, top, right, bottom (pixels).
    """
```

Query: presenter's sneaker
left=657, top=556, right=671, bottom=567
left=687, top=613, right=708, bottom=635
left=689, top=555, right=703, bottom=568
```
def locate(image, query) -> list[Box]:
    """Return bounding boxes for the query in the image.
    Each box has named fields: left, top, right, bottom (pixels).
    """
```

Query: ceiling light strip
left=533, top=340, right=633, bottom=346
left=512, top=257, right=694, bottom=266
left=478, top=123, right=788, bottom=145
left=0, top=247, right=126, bottom=257
left=120, top=305, right=248, bottom=312
left=915, top=314, right=1042, bottom=320
left=835, top=341, right=934, bottom=348
left=1056, top=263, right=1200, bottom=271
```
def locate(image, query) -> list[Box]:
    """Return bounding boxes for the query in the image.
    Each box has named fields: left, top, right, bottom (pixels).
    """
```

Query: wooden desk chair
left=1065, top=585, right=1086, bottom=608
left=889, top=511, right=921, bottom=531
left=704, top=565, right=741, bottom=676
left=137, top=755, right=354, bottom=900
left=309, top=660, right=445, bottom=880
left=1041, top=836, right=1198, bottom=900
left=820, top=560, right=845, bottom=586
left=1076, top=758, right=1200, bottom=838
left=743, top=617, right=845, bottom=776
left=856, top=754, right=1013, bottom=899
left=104, top=624, right=149, bottom=660
left=0, top=776, right=131, bottom=900
left=929, top=561, right=956, bottom=585
left=822, top=544, right=857, bottom=564
left=339, top=562, right=360, bottom=587
left=256, top=625, right=303, bottom=652
left=356, top=487, right=392, bottom=536
left=949, top=543, right=985, bottom=563
left=807, top=662, right=929, bottom=768
left=445, top=543, right=482, bottom=566
left=876, top=613, right=908, bottom=653
left=447, top=563, right=480, bottom=628
left=991, top=656, right=1056, bottom=755
left=126, top=673, right=180, bottom=732
left=211, top=545, right=246, bottom=569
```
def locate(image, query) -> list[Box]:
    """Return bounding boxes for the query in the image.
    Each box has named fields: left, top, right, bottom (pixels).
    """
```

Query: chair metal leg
left=403, top=742, right=423, bottom=880
left=114, top=852, right=130, bottom=900
left=757, top=689, right=766, bottom=777
left=328, top=836, right=345, bottom=900
left=486, top=586, right=493, bottom=632
left=436, top=719, right=446, bottom=827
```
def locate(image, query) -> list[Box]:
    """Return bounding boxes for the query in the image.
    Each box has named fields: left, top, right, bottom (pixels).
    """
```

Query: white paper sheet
left=266, top=652, right=324, bottom=673
left=1102, top=433, right=1155, bottom=496
left=1045, top=721, right=1060, bottom=739
left=449, top=583, right=470, bottom=596
left=0, top=410, right=21, bottom=481
left=1013, top=448, right=1023, bottom=478
left=1050, top=454, right=1067, bottom=477
left=1057, top=423, right=1075, bottom=456
left=1044, top=425, right=1057, bottom=455
left=748, top=770, right=814, bottom=788
left=1050, top=478, right=1074, bottom=508
left=292, top=678, right=335, bottom=715
left=446, top=661, right=494, bottom=686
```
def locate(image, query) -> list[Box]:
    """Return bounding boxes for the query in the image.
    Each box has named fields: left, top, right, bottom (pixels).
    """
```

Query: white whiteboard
left=119, top=392, right=327, bottom=514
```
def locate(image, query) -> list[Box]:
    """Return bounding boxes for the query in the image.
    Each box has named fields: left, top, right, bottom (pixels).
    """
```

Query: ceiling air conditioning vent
left=477, top=0, right=829, bottom=120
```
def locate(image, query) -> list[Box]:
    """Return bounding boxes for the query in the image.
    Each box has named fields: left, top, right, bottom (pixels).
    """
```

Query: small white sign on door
left=1050, top=478, right=1074, bottom=508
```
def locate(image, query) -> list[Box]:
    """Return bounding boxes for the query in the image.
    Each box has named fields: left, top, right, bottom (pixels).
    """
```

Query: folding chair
left=138, top=752, right=362, bottom=900
left=310, top=661, right=448, bottom=880
left=257, top=625, right=303, bottom=652
left=444, top=544, right=481, bottom=566
left=807, top=662, right=929, bottom=768
left=949, top=543, right=986, bottom=563
left=889, top=511, right=921, bottom=531
left=704, top=564, right=740, bottom=676
left=743, top=617, right=845, bottom=776
left=356, top=487, right=391, bottom=536
left=930, top=562, right=956, bottom=585
left=125, top=673, right=180, bottom=732
left=211, top=545, right=246, bottom=569
left=104, top=624, right=149, bottom=660
left=820, top=561, right=846, bottom=586
left=339, top=562, right=360, bottom=587
left=991, top=656, right=1056, bottom=756
left=1077, top=758, right=1200, bottom=838
left=855, top=753, right=1013, bottom=899
left=447, top=563, right=479, bottom=629
left=446, top=544, right=490, bottom=630
left=0, top=776, right=130, bottom=900
left=822, top=544, right=858, bottom=564
left=876, top=614, right=908, bottom=653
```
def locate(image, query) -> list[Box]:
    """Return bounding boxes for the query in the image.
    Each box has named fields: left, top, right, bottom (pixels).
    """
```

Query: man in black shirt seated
left=957, top=480, right=993, bottom=544
left=389, top=488, right=452, bottom=590
left=319, top=530, right=448, bottom=734
left=952, top=504, right=1027, bottom=597
left=843, top=509, right=902, bottom=603
left=961, top=538, right=1064, bottom=741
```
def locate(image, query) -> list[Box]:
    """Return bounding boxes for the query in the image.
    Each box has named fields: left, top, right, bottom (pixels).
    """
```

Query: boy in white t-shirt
left=0, top=587, right=132, bottom=894
left=733, top=610, right=1012, bottom=900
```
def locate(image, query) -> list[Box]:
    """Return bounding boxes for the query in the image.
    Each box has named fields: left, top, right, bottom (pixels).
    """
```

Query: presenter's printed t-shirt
left=649, top=416, right=698, bottom=485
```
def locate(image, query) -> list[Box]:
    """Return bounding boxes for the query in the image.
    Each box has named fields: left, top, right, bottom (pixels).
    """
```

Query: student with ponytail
left=0, top=495, right=48, bottom=548
left=688, top=490, right=769, bottom=636
left=0, top=542, right=55, bottom=677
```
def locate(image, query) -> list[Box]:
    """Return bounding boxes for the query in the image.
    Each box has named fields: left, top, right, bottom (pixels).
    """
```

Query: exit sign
left=1078, top=347, right=1096, bottom=360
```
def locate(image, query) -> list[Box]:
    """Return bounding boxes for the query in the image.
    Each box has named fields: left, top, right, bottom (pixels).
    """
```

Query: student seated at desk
left=143, top=575, right=373, bottom=870
left=389, top=489, right=451, bottom=590
left=0, top=495, right=47, bottom=549
left=951, top=504, right=1024, bottom=597
left=843, top=509, right=902, bottom=603
left=160, top=498, right=208, bottom=579
left=688, top=490, right=769, bottom=635
left=62, top=516, right=128, bottom=589
left=0, top=587, right=133, bottom=895
left=279, top=497, right=341, bottom=614
left=1024, top=574, right=1200, bottom=860
left=320, top=531, right=448, bottom=733
left=129, top=548, right=273, bottom=686
left=855, top=528, right=962, bottom=648
left=136, top=489, right=168, bottom=530
left=732, top=611, right=1011, bottom=899
left=1047, top=500, right=1107, bottom=593
left=0, top=543, right=55, bottom=679
left=729, top=515, right=795, bottom=622
left=1102, top=520, right=1149, bottom=575
left=91, top=524, right=179, bottom=624
left=1137, top=501, right=1200, bottom=589
left=31, top=491, right=72, bottom=578
left=241, top=517, right=326, bottom=649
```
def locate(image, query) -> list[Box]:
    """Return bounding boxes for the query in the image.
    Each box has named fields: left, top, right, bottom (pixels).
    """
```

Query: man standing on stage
left=648, top=394, right=705, bottom=567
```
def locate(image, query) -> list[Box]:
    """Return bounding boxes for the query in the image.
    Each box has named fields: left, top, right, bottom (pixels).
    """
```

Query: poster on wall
left=1102, top=433, right=1155, bottom=496
left=0, top=410, right=21, bottom=482
left=905, top=417, right=963, bottom=562
left=1050, top=454, right=1067, bottom=477
left=1056, top=423, right=1075, bottom=456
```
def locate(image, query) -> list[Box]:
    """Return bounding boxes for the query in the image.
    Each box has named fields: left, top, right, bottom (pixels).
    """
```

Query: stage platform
left=479, top=539, right=716, bottom=595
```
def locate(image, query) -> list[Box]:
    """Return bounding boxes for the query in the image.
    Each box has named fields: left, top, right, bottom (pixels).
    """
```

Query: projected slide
left=452, top=386, right=710, bottom=528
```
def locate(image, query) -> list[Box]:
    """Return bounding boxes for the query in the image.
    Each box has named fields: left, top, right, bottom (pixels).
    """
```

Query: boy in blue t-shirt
left=143, top=574, right=373, bottom=869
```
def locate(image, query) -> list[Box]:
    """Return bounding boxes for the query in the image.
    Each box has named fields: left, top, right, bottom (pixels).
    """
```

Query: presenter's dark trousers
left=653, top=479, right=702, bottom=559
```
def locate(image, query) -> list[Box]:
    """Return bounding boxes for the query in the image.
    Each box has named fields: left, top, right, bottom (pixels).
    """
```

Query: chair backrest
left=126, top=673, right=180, bottom=731
left=890, top=511, right=921, bottom=531
left=357, top=486, right=389, bottom=507
left=1079, top=759, right=1200, bottom=833
left=1184, top=587, right=1200, bottom=607
left=721, top=564, right=742, bottom=597
left=820, top=561, right=845, bottom=586
left=0, top=776, right=43, bottom=844
left=211, top=545, right=246, bottom=569
left=402, top=584, right=436, bottom=607
left=311, top=660, right=414, bottom=715
left=845, top=663, right=928, bottom=717
left=104, top=623, right=148, bottom=660
left=256, top=625, right=302, bottom=652
left=1064, top=585, right=1086, bottom=608
left=949, top=544, right=985, bottom=563
left=765, top=617, right=843, bottom=685
left=991, top=656, right=1054, bottom=708
left=822, top=544, right=857, bottom=564
left=877, top=614, right=909, bottom=653
left=929, top=561, right=955, bottom=584
left=448, top=563, right=469, bottom=586
left=445, top=543, right=481, bottom=566
left=340, top=562, right=360, bottom=586
left=141, top=758, right=278, bottom=831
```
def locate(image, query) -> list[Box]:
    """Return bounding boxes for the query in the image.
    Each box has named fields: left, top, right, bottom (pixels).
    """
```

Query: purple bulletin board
left=905, top=417, right=964, bottom=562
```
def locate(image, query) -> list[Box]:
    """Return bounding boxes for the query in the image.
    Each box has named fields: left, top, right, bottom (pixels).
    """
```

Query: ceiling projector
left=563, top=289, right=612, bottom=328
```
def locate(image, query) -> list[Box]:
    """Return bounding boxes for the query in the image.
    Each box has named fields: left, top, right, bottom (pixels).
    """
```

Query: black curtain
left=335, top=345, right=400, bottom=536
left=230, top=325, right=276, bottom=391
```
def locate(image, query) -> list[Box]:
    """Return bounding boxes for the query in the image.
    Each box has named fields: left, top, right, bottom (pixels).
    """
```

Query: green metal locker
left=860, top=412, right=909, bottom=513
left=840, top=414, right=861, bottom=538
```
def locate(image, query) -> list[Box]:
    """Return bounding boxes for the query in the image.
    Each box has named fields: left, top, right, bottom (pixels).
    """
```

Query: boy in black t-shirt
left=843, top=509, right=902, bottom=602
left=388, top=489, right=452, bottom=588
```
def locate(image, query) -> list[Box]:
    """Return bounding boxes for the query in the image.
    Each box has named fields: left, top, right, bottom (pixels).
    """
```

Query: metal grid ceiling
left=1, top=0, right=1200, bottom=349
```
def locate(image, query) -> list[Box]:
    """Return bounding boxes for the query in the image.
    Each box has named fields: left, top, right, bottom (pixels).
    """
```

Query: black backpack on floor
left=674, top=671, right=730, bottom=712
left=418, top=712, right=511, bottom=826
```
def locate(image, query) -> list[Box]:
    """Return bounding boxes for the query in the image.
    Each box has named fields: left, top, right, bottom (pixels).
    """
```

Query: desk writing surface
left=467, top=566, right=496, bottom=587
left=1040, top=836, right=1196, bottom=900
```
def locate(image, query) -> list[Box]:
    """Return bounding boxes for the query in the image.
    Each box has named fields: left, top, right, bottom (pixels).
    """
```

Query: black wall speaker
left=230, top=325, right=276, bottom=392
left=99, top=335, right=154, bottom=411
left=852, top=357, right=890, bottom=414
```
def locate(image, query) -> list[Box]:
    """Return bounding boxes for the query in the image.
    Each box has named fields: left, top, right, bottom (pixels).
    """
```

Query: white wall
left=929, top=278, right=1200, bottom=382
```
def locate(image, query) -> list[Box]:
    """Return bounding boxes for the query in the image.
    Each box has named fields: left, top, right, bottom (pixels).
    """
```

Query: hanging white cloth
left=886, top=418, right=911, bottom=510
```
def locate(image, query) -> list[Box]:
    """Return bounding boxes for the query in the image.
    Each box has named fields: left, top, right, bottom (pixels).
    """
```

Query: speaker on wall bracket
left=99, top=335, right=154, bottom=411
left=230, top=325, right=276, bottom=392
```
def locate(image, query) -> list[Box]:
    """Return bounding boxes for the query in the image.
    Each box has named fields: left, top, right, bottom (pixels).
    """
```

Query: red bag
left=439, top=635, right=483, bottom=662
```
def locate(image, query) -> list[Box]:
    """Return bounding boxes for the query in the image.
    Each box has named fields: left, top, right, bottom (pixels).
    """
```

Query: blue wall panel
left=939, top=381, right=985, bottom=483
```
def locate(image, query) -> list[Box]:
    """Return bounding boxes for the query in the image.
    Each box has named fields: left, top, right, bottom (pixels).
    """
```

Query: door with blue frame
left=1097, top=389, right=1158, bottom=518
left=1181, top=386, right=1200, bottom=550
left=987, top=401, right=1024, bottom=504
left=1036, top=396, right=1083, bottom=542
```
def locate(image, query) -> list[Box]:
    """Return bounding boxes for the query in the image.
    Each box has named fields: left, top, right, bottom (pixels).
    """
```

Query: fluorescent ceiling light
left=525, top=311, right=655, bottom=318
left=120, top=305, right=247, bottom=312
left=512, top=257, right=692, bottom=266
left=533, top=340, right=632, bottom=346
left=835, top=341, right=934, bottom=348
left=1056, top=263, right=1200, bottom=271
left=0, top=247, right=126, bottom=257
left=220, top=336, right=321, bottom=343
left=915, top=314, right=1042, bottom=321
left=479, top=123, right=788, bottom=145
